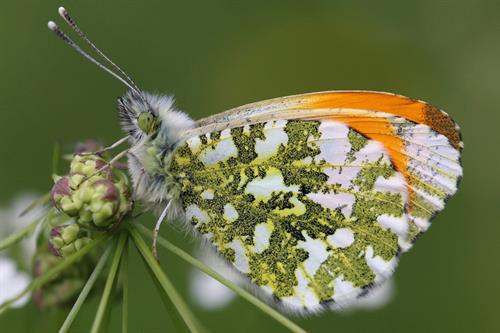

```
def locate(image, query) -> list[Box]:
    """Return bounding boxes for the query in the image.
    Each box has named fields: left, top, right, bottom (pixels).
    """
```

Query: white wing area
left=390, top=117, right=462, bottom=250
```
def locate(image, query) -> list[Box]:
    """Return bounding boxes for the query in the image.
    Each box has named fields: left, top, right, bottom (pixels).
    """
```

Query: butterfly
left=48, top=7, right=462, bottom=314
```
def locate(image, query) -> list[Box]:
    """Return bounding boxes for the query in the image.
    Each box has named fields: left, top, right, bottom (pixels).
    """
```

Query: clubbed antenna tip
left=47, top=7, right=141, bottom=95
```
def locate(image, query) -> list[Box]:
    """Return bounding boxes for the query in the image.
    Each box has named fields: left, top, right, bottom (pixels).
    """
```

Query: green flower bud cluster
left=28, top=142, right=130, bottom=309
left=48, top=224, right=92, bottom=257
left=51, top=153, right=132, bottom=229
left=32, top=237, right=99, bottom=310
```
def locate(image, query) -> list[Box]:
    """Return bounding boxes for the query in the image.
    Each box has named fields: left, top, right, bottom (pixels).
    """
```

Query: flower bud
left=116, top=178, right=133, bottom=220
left=50, top=153, right=133, bottom=229
left=70, top=154, right=108, bottom=178
left=51, top=176, right=78, bottom=216
left=88, top=180, right=120, bottom=227
left=68, top=173, right=87, bottom=189
left=48, top=224, right=92, bottom=257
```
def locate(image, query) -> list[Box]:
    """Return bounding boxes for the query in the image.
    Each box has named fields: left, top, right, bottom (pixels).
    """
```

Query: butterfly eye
left=137, top=112, right=158, bottom=135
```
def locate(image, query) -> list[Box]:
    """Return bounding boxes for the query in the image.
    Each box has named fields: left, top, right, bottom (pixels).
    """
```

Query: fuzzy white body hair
left=118, top=91, right=194, bottom=211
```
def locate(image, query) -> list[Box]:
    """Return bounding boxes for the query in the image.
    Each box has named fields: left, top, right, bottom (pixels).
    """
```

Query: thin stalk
left=142, top=256, right=190, bottom=333
left=0, top=215, right=45, bottom=251
left=0, top=234, right=110, bottom=312
left=128, top=225, right=202, bottom=333
left=121, top=238, right=129, bottom=333
left=136, top=224, right=307, bottom=333
left=59, top=244, right=114, bottom=333
left=90, top=232, right=128, bottom=333
left=19, top=192, right=50, bottom=217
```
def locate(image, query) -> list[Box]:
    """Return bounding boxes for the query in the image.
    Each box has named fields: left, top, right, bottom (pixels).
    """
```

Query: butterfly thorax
left=117, top=90, right=195, bottom=207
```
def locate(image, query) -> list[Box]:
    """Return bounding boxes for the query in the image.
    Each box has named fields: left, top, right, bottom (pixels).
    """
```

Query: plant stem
left=137, top=224, right=308, bottom=333
left=121, top=237, right=129, bottom=333
left=19, top=192, right=50, bottom=218
left=0, top=215, right=45, bottom=252
left=128, top=225, right=202, bottom=333
left=90, top=232, right=128, bottom=333
left=59, top=244, right=113, bottom=333
left=0, top=233, right=110, bottom=313
left=142, top=256, right=190, bottom=333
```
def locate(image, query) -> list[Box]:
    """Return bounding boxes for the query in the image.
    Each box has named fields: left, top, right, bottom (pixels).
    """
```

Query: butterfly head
left=117, top=90, right=194, bottom=146
left=118, top=90, right=159, bottom=141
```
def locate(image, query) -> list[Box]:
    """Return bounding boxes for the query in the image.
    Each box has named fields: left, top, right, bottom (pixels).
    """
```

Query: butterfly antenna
left=48, top=21, right=140, bottom=94
left=57, top=7, right=140, bottom=92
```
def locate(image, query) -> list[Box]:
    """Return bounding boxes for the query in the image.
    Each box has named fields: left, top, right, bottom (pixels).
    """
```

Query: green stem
left=0, top=215, right=45, bottom=252
left=90, top=232, right=128, bottom=333
left=19, top=192, right=50, bottom=218
left=136, top=224, right=307, bottom=333
left=142, top=255, right=190, bottom=333
left=128, top=225, right=202, bottom=333
left=121, top=238, right=129, bottom=333
left=59, top=244, right=114, bottom=333
left=0, top=234, right=110, bottom=313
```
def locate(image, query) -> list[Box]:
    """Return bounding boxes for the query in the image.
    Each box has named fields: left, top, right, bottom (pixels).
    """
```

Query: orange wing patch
left=335, top=116, right=407, bottom=178
left=300, top=91, right=462, bottom=150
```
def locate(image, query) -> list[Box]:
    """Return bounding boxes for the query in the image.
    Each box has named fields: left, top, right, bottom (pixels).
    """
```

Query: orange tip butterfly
left=48, top=7, right=462, bottom=314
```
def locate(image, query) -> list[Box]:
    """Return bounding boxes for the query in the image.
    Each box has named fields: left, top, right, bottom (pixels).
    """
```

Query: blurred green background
left=1, top=0, right=499, bottom=332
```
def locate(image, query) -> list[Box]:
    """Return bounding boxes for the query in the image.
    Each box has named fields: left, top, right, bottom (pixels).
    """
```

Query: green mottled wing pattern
left=169, top=119, right=407, bottom=311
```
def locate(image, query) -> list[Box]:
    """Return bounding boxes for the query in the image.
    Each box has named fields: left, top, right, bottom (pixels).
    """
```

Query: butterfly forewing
left=169, top=91, right=462, bottom=312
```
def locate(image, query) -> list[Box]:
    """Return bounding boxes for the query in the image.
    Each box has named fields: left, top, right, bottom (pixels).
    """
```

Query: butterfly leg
left=152, top=201, right=172, bottom=261
left=80, top=136, right=129, bottom=156
left=79, top=148, right=130, bottom=186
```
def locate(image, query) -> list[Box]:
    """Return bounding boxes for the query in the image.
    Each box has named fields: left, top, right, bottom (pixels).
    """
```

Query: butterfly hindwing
left=171, top=119, right=407, bottom=312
